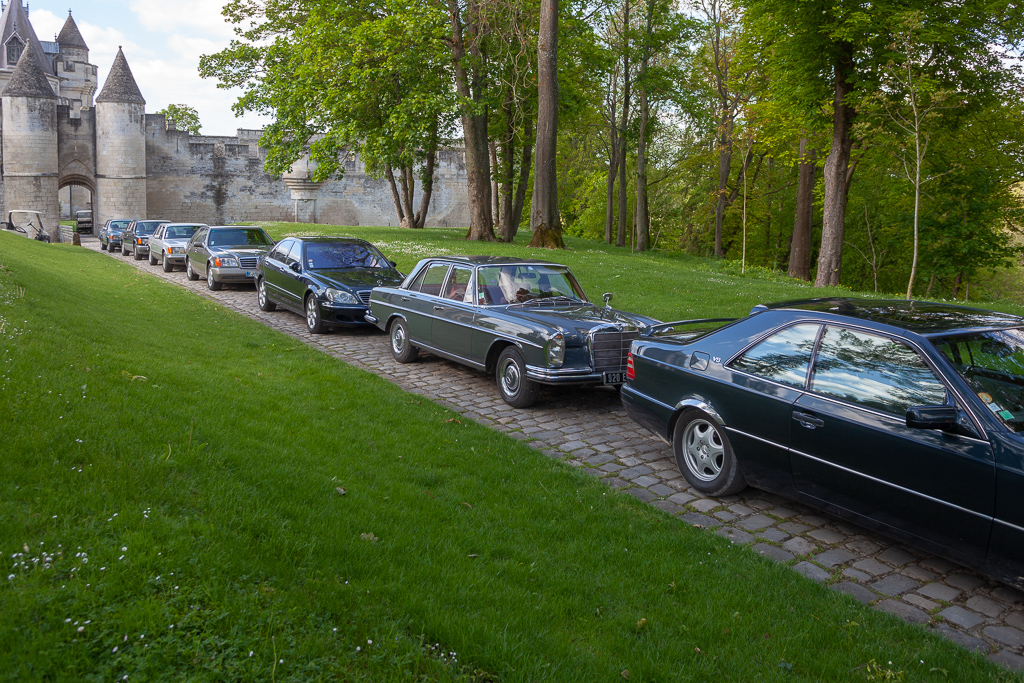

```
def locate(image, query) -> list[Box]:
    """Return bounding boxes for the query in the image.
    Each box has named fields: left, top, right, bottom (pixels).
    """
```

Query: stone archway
left=59, top=173, right=96, bottom=232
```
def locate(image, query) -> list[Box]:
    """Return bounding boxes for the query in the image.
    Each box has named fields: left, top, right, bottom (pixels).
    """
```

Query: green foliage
left=155, top=104, right=201, bottom=135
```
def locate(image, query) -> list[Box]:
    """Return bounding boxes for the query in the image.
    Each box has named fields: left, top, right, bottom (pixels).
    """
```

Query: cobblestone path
left=83, top=236, right=1024, bottom=670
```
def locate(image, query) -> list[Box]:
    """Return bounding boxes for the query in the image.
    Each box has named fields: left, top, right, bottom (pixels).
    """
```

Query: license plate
left=603, top=371, right=625, bottom=385
left=245, top=270, right=255, bottom=278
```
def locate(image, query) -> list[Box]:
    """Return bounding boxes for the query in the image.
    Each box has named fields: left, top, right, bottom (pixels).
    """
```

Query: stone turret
left=1, top=43, right=59, bottom=240
left=56, top=10, right=96, bottom=114
left=95, top=47, right=146, bottom=228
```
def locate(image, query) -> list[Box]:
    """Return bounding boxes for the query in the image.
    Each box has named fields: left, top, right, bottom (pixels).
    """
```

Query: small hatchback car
left=185, top=225, right=275, bottom=290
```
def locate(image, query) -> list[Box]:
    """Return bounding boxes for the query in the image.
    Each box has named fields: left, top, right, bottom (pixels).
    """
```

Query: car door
left=188, top=227, right=209, bottom=274
left=790, top=325, right=994, bottom=558
left=280, top=240, right=306, bottom=310
left=403, top=262, right=451, bottom=344
left=431, top=265, right=476, bottom=361
left=263, top=239, right=294, bottom=305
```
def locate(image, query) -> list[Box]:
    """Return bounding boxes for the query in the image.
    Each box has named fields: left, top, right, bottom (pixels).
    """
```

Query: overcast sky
left=28, top=0, right=272, bottom=135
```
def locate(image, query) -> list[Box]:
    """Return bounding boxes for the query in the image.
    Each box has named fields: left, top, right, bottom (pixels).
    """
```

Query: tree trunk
left=814, top=44, right=855, bottom=287
left=788, top=137, right=815, bottom=280
left=447, top=0, right=494, bottom=241
left=412, top=141, right=437, bottom=229
left=605, top=67, right=619, bottom=244
left=508, top=116, right=533, bottom=242
left=497, top=93, right=516, bottom=242
left=529, top=0, right=564, bottom=249
left=616, top=0, right=631, bottom=248
left=634, top=2, right=652, bottom=253
left=384, top=164, right=406, bottom=227
left=713, top=112, right=733, bottom=258
left=490, top=141, right=500, bottom=227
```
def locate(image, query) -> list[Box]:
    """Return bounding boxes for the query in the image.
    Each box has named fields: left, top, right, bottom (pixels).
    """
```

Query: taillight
left=626, top=352, right=635, bottom=381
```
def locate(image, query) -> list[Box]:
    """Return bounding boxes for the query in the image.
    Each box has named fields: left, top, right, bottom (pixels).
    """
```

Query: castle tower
left=1, top=43, right=59, bottom=241
left=56, top=11, right=97, bottom=116
left=95, top=47, right=146, bottom=227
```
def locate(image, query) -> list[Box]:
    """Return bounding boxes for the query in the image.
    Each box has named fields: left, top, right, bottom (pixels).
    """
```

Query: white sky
left=28, top=0, right=272, bottom=135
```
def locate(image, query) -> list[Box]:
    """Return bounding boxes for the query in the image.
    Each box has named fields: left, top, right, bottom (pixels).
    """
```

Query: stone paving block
left=752, top=543, right=793, bottom=563
left=560, top=440, right=588, bottom=451
left=680, top=512, right=721, bottom=528
left=570, top=448, right=596, bottom=458
left=947, top=573, right=987, bottom=592
left=606, top=477, right=631, bottom=490
left=736, top=514, right=776, bottom=532
left=877, top=547, right=916, bottom=567
left=620, top=465, right=653, bottom=480
left=769, top=506, right=798, bottom=519
left=690, top=499, right=719, bottom=513
left=851, top=559, right=891, bottom=577
left=626, top=487, right=659, bottom=503
left=632, top=475, right=660, bottom=488
left=842, top=568, right=872, bottom=583
left=985, top=626, right=1024, bottom=649
left=581, top=467, right=604, bottom=478
left=756, top=528, right=789, bottom=543
left=992, top=586, right=1024, bottom=604
left=917, top=582, right=962, bottom=603
left=919, top=556, right=960, bottom=574
left=745, top=498, right=771, bottom=511
left=833, top=521, right=866, bottom=535
left=989, top=651, right=1024, bottom=672
left=649, top=484, right=675, bottom=497
left=586, top=453, right=617, bottom=466
left=808, top=528, right=845, bottom=544
left=903, top=593, right=940, bottom=612
left=832, top=581, right=876, bottom=604
left=652, top=500, right=682, bottom=515
left=793, top=561, right=830, bottom=583
left=795, top=514, right=827, bottom=527
left=1005, top=612, right=1024, bottom=630
left=713, top=511, right=737, bottom=523
left=728, top=504, right=754, bottom=516
left=966, top=595, right=1005, bottom=618
left=667, top=492, right=695, bottom=505
left=782, top=537, right=817, bottom=556
left=931, top=624, right=989, bottom=653
left=871, top=574, right=920, bottom=597
left=815, top=548, right=857, bottom=568
left=901, top=565, right=938, bottom=583
left=778, top=522, right=811, bottom=535
left=601, top=463, right=625, bottom=473
left=939, top=606, right=986, bottom=630
left=876, top=599, right=930, bottom=624
left=717, top=527, right=755, bottom=545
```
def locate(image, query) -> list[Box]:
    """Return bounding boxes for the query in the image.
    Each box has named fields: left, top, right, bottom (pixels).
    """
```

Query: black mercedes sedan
left=367, top=256, right=660, bottom=407
left=256, top=236, right=404, bottom=334
left=622, top=297, right=1024, bottom=589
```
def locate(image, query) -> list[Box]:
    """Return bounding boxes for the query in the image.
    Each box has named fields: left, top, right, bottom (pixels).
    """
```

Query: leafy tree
left=156, top=104, right=201, bottom=135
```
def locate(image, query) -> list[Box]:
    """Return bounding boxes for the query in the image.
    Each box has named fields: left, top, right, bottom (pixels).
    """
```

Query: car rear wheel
left=389, top=318, right=418, bottom=363
left=673, top=409, right=746, bottom=496
left=162, top=253, right=174, bottom=272
left=257, top=278, right=276, bottom=311
left=496, top=346, right=540, bottom=408
left=305, top=294, right=326, bottom=334
left=186, top=259, right=198, bottom=281
left=207, top=265, right=222, bottom=291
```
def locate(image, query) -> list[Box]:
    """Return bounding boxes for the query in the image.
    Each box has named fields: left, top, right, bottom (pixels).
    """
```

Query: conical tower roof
left=1, top=37, right=56, bottom=98
left=96, top=47, right=145, bottom=104
left=57, top=11, right=88, bottom=49
left=0, top=0, right=53, bottom=71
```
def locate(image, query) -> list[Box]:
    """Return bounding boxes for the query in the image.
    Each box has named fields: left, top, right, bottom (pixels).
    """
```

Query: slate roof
left=96, top=47, right=145, bottom=104
left=0, top=0, right=53, bottom=72
left=57, top=12, right=88, bottom=50
left=0, top=38, right=56, bottom=98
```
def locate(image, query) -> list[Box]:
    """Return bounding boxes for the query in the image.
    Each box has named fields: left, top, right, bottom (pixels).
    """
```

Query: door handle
left=433, top=305, right=445, bottom=311
left=401, top=296, right=410, bottom=302
left=793, top=411, right=824, bottom=429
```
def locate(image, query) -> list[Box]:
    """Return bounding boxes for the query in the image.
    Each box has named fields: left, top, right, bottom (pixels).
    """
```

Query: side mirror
left=602, top=292, right=613, bottom=308
left=387, top=259, right=397, bottom=268
left=289, top=262, right=302, bottom=273
left=906, top=405, right=958, bottom=430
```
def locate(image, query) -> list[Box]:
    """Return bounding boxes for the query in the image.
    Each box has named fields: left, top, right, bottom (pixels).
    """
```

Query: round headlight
left=546, top=334, right=565, bottom=367
left=325, top=288, right=358, bottom=304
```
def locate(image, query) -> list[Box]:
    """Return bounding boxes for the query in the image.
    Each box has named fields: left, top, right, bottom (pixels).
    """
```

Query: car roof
left=162, top=223, right=206, bottom=227
left=285, top=235, right=372, bottom=245
left=427, top=255, right=566, bottom=267
left=208, top=225, right=266, bottom=230
left=755, top=297, right=1024, bottom=336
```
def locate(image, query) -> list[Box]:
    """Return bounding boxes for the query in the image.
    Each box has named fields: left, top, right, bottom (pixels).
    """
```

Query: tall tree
left=156, top=104, right=202, bottom=135
left=529, top=0, right=565, bottom=247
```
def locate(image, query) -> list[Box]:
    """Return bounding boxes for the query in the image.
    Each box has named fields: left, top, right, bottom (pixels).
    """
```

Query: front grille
left=238, top=257, right=259, bottom=268
left=590, top=329, right=639, bottom=372
left=357, top=290, right=372, bottom=305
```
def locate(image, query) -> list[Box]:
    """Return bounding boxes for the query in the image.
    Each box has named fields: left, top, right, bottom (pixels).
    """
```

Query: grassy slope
left=0, top=231, right=1018, bottom=682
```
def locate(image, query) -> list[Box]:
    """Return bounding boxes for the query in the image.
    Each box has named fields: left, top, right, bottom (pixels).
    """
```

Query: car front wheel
left=101, top=241, right=108, bottom=251
left=305, top=295, right=327, bottom=334
left=186, top=259, right=198, bottom=281
left=134, top=246, right=144, bottom=260
left=149, top=251, right=158, bottom=265
left=496, top=346, right=540, bottom=408
left=206, top=265, right=222, bottom=291
left=673, top=409, right=746, bottom=496
left=162, top=253, right=173, bottom=272
left=257, top=278, right=276, bottom=311
left=389, top=318, right=418, bottom=363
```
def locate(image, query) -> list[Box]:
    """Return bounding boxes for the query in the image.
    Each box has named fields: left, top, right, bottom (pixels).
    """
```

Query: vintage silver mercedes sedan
left=367, top=256, right=659, bottom=407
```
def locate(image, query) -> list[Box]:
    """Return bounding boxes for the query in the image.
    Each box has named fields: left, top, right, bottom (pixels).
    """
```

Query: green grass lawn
left=1, top=229, right=1019, bottom=681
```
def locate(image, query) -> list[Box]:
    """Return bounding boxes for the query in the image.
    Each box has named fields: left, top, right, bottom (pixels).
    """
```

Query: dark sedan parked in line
left=185, top=226, right=275, bottom=290
left=256, top=236, right=405, bottom=334
left=99, top=219, right=132, bottom=252
left=368, top=256, right=659, bottom=407
left=622, top=297, right=1024, bottom=589
left=122, top=219, right=170, bottom=260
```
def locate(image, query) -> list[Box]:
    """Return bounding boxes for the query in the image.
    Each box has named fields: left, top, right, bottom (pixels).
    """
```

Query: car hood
left=504, top=303, right=659, bottom=335
left=212, top=246, right=271, bottom=256
left=313, top=268, right=405, bottom=290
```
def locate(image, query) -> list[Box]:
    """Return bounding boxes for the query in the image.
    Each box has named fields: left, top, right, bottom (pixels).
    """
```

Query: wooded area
left=200, top=0, right=1024, bottom=299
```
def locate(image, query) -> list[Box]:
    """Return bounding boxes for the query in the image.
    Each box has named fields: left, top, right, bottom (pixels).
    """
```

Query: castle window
left=6, top=37, right=24, bottom=65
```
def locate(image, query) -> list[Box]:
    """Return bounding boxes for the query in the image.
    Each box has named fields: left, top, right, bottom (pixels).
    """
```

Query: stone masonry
left=80, top=234, right=1024, bottom=673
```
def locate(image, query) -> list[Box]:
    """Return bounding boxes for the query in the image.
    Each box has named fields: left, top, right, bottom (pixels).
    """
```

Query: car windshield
left=305, top=242, right=387, bottom=269
left=208, top=228, right=273, bottom=247
left=933, top=329, right=1024, bottom=432
left=109, top=221, right=130, bottom=231
left=165, top=225, right=199, bottom=239
left=136, top=221, right=166, bottom=235
left=477, top=264, right=587, bottom=305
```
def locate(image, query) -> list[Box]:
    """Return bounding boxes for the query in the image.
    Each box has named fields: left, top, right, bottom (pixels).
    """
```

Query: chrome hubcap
left=207, top=269, right=214, bottom=286
left=306, top=299, right=317, bottom=328
left=391, top=325, right=406, bottom=353
left=500, top=359, right=521, bottom=396
left=258, top=282, right=266, bottom=306
left=683, top=419, right=725, bottom=482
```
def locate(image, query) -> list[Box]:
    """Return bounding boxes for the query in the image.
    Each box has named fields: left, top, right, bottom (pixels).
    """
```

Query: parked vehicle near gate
left=150, top=223, right=205, bottom=271
left=185, top=225, right=275, bottom=290
left=367, top=256, right=659, bottom=407
left=74, top=210, right=92, bottom=233
left=622, top=297, right=1024, bottom=589
left=122, top=219, right=170, bottom=260
left=99, top=219, right=132, bottom=251
left=256, top=236, right=404, bottom=334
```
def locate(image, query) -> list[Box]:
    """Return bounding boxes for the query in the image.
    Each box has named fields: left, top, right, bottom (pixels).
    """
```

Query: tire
left=162, top=254, right=174, bottom=272
left=496, top=346, right=540, bottom=408
left=206, top=265, right=222, bottom=291
left=305, top=294, right=326, bottom=334
left=257, top=278, right=276, bottom=311
left=186, top=259, right=199, bottom=281
left=134, top=246, right=144, bottom=260
left=388, top=318, right=418, bottom=363
left=101, top=241, right=108, bottom=251
left=149, top=251, right=158, bottom=266
left=673, top=409, right=746, bottom=496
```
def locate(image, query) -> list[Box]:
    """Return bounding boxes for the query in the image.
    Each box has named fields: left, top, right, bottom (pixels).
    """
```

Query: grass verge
left=0, top=231, right=1018, bottom=681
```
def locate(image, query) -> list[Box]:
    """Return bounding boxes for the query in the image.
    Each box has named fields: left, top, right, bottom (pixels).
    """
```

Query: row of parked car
left=96, top=220, right=1024, bottom=591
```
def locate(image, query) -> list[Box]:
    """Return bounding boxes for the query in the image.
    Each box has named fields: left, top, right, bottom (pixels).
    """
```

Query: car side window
left=191, top=227, right=207, bottom=245
left=811, top=326, right=947, bottom=415
left=444, top=266, right=474, bottom=303
left=269, top=239, right=291, bottom=262
left=286, top=241, right=303, bottom=268
left=413, top=263, right=451, bottom=296
left=730, top=323, right=821, bottom=389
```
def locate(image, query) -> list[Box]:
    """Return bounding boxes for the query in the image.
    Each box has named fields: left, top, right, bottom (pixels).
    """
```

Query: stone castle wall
left=95, top=101, right=146, bottom=227
left=1, top=95, right=59, bottom=239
